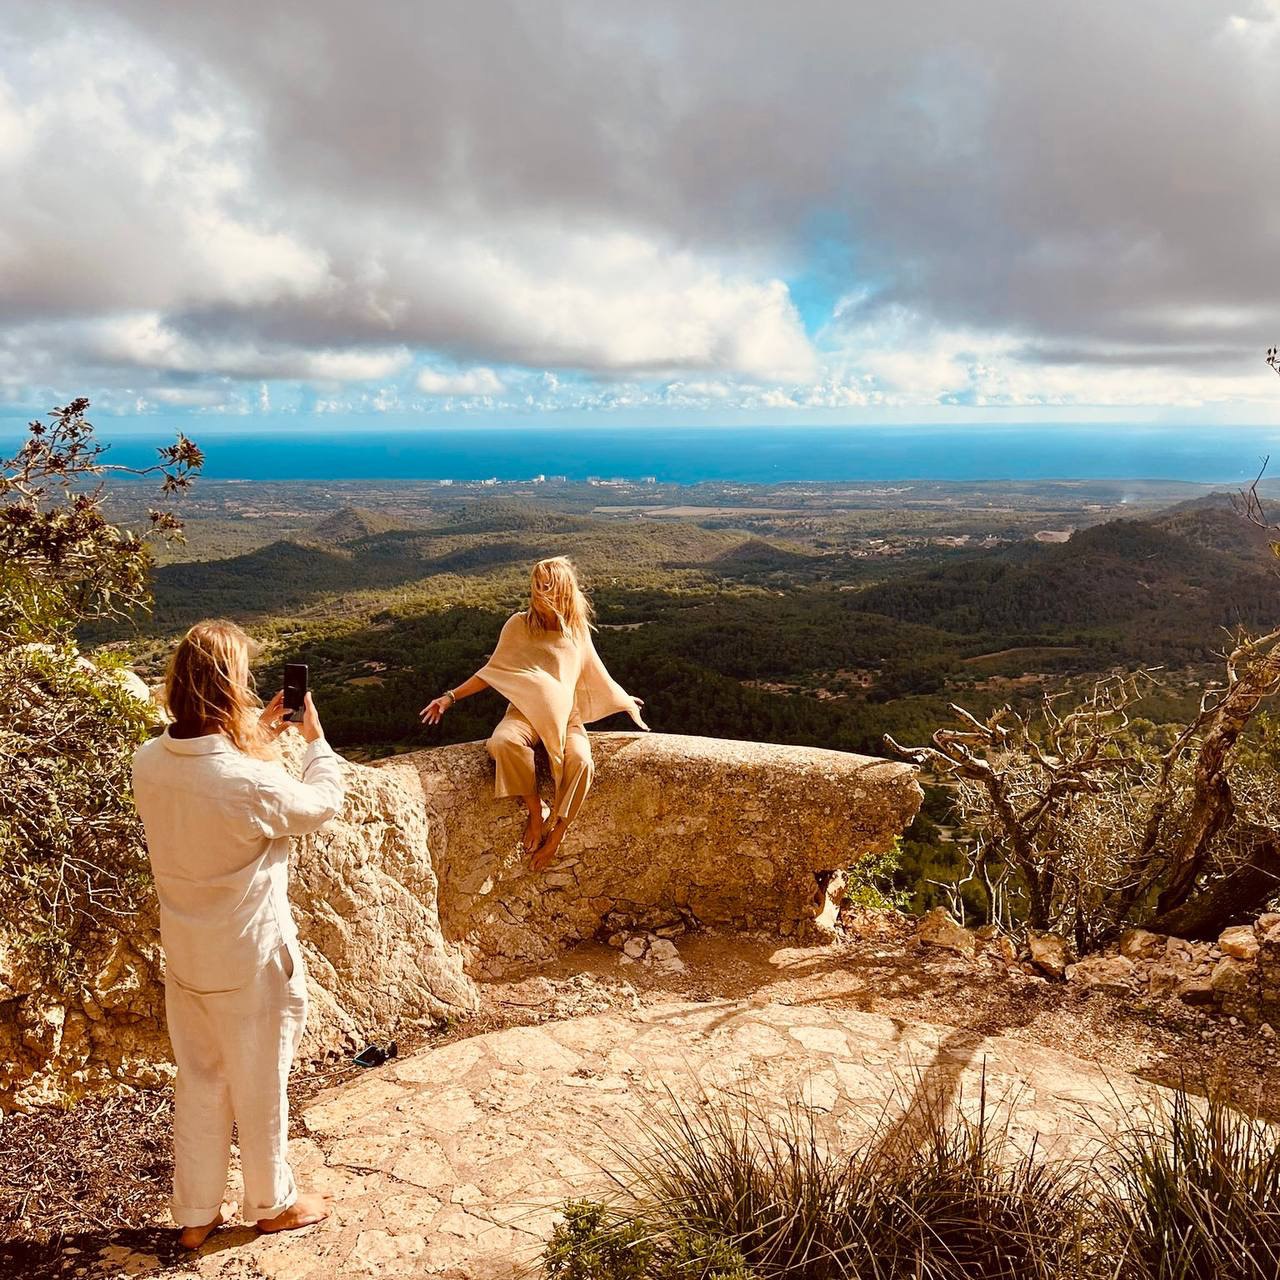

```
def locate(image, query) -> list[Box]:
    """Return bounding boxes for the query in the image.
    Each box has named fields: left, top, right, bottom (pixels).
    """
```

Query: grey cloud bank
left=1, top=1, right=1279, bottom=418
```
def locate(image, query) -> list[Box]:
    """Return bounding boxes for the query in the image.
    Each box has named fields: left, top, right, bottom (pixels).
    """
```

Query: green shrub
left=843, top=837, right=910, bottom=914
left=0, top=400, right=199, bottom=981
left=0, top=645, right=157, bottom=978
left=544, top=1201, right=656, bottom=1280
left=0, top=398, right=199, bottom=646
left=544, top=1199, right=753, bottom=1279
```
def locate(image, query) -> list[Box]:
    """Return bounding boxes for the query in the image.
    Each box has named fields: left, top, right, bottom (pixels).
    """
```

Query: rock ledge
left=404, top=731, right=921, bottom=978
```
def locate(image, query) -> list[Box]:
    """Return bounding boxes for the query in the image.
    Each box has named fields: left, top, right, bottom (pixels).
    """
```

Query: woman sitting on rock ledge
left=421, top=556, right=647, bottom=869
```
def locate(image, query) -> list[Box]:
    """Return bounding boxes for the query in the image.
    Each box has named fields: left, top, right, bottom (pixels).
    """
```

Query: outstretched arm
left=420, top=673, right=489, bottom=726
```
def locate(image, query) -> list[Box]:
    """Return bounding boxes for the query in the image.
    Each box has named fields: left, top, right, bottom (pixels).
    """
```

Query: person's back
left=132, top=620, right=344, bottom=1250
left=134, top=729, right=340, bottom=993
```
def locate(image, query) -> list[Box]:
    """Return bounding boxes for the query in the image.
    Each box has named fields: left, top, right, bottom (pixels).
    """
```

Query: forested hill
left=1145, top=492, right=1279, bottom=562
left=137, top=510, right=786, bottom=632
left=305, top=505, right=411, bottom=544
left=104, top=494, right=1280, bottom=772
left=853, top=512, right=1278, bottom=662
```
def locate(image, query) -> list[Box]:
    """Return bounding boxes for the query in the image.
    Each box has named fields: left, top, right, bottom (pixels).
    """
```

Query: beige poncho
left=477, top=611, right=648, bottom=781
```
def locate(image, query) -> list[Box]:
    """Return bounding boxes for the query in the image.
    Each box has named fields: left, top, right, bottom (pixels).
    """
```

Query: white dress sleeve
left=247, top=740, right=346, bottom=838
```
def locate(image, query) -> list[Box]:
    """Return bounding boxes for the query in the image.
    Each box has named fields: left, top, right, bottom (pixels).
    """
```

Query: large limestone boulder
left=4, top=730, right=918, bottom=1109
left=285, top=749, right=477, bottom=1061
left=406, top=731, right=921, bottom=978
left=0, top=748, right=476, bottom=1112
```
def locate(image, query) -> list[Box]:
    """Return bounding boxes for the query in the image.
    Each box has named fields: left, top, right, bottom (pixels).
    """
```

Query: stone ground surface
left=24, top=919, right=1280, bottom=1280
left=86, top=994, right=1169, bottom=1280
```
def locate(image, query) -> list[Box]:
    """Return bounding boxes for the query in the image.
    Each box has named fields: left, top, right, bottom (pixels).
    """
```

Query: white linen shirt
left=132, top=730, right=345, bottom=993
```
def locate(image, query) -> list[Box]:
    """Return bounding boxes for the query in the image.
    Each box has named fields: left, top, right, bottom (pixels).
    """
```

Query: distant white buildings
left=588, top=475, right=654, bottom=487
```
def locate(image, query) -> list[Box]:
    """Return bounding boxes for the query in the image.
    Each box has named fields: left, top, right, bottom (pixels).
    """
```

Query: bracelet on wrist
left=443, top=690, right=457, bottom=706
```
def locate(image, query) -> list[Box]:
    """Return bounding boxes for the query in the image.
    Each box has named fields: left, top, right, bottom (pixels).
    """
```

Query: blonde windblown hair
left=526, top=556, right=594, bottom=639
left=164, top=619, right=275, bottom=759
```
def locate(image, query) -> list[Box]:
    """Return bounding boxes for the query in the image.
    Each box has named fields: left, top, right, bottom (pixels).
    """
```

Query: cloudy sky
left=3, top=0, right=1280, bottom=429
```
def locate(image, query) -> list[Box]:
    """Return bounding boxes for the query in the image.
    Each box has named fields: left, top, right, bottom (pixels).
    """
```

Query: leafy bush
left=843, top=837, right=910, bottom=914
left=545, top=1199, right=754, bottom=1280
left=0, top=645, right=156, bottom=978
left=0, top=400, right=199, bottom=978
left=0, top=398, right=200, bottom=646
left=544, top=1201, right=656, bottom=1280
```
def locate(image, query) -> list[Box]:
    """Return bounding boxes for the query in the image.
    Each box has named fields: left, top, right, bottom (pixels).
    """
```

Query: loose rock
left=1028, top=932, right=1071, bottom=980
left=1219, top=925, right=1261, bottom=962
left=915, top=908, right=977, bottom=959
left=1066, top=954, right=1135, bottom=995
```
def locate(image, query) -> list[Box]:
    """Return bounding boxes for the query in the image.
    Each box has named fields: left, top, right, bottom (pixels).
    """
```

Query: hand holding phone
left=283, top=663, right=309, bottom=724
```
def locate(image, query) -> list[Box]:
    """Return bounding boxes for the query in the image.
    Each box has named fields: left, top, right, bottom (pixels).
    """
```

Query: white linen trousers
left=132, top=730, right=345, bottom=1226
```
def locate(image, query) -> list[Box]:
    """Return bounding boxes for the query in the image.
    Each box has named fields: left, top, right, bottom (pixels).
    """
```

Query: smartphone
left=283, top=663, right=309, bottom=724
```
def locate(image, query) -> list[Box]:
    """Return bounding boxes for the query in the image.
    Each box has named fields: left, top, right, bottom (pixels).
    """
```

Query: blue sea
left=9, top=424, right=1280, bottom=485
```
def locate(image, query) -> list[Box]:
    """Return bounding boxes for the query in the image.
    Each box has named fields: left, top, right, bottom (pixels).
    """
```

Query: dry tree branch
left=888, top=642, right=1280, bottom=941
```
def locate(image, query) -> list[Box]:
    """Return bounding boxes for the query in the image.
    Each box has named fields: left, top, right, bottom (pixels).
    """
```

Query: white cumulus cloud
left=415, top=366, right=506, bottom=396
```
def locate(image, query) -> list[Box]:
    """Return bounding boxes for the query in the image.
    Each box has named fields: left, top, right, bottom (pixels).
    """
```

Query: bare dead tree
left=1136, top=628, right=1280, bottom=916
left=886, top=673, right=1145, bottom=937
left=888, top=631, right=1280, bottom=945
left=1230, top=348, right=1280, bottom=544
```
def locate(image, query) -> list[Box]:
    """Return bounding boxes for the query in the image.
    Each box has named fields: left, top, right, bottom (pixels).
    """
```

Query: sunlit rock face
left=285, top=746, right=479, bottom=1059
left=409, top=732, right=922, bottom=979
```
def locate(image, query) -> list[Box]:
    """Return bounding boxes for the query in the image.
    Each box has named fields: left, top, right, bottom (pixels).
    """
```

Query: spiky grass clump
left=1102, top=1085, right=1280, bottom=1280
left=867, top=1103, right=1088, bottom=1279
left=544, top=1076, right=1280, bottom=1279
left=546, top=1077, right=1090, bottom=1280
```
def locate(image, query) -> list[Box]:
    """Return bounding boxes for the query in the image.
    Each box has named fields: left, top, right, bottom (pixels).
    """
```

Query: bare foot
left=522, top=809, right=544, bottom=853
left=531, top=820, right=568, bottom=871
left=178, top=1202, right=236, bottom=1250
left=257, top=1192, right=330, bottom=1234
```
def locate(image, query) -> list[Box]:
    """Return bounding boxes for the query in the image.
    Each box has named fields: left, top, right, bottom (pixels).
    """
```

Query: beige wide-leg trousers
left=487, top=705, right=595, bottom=823
left=164, top=942, right=307, bottom=1227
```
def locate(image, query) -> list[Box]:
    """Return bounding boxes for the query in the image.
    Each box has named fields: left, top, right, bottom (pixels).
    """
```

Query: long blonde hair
left=526, top=556, right=594, bottom=639
left=164, top=620, right=275, bottom=759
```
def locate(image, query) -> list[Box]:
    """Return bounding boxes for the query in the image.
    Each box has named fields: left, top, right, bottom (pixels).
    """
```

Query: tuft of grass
left=1102, top=1084, right=1280, bottom=1280
left=866, top=1094, right=1087, bottom=1279
left=545, top=1074, right=1280, bottom=1279
left=547, top=1073, right=1091, bottom=1280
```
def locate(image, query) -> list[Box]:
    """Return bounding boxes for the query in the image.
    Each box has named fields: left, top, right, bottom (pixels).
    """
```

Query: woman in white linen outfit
left=132, top=620, right=345, bottom=1250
